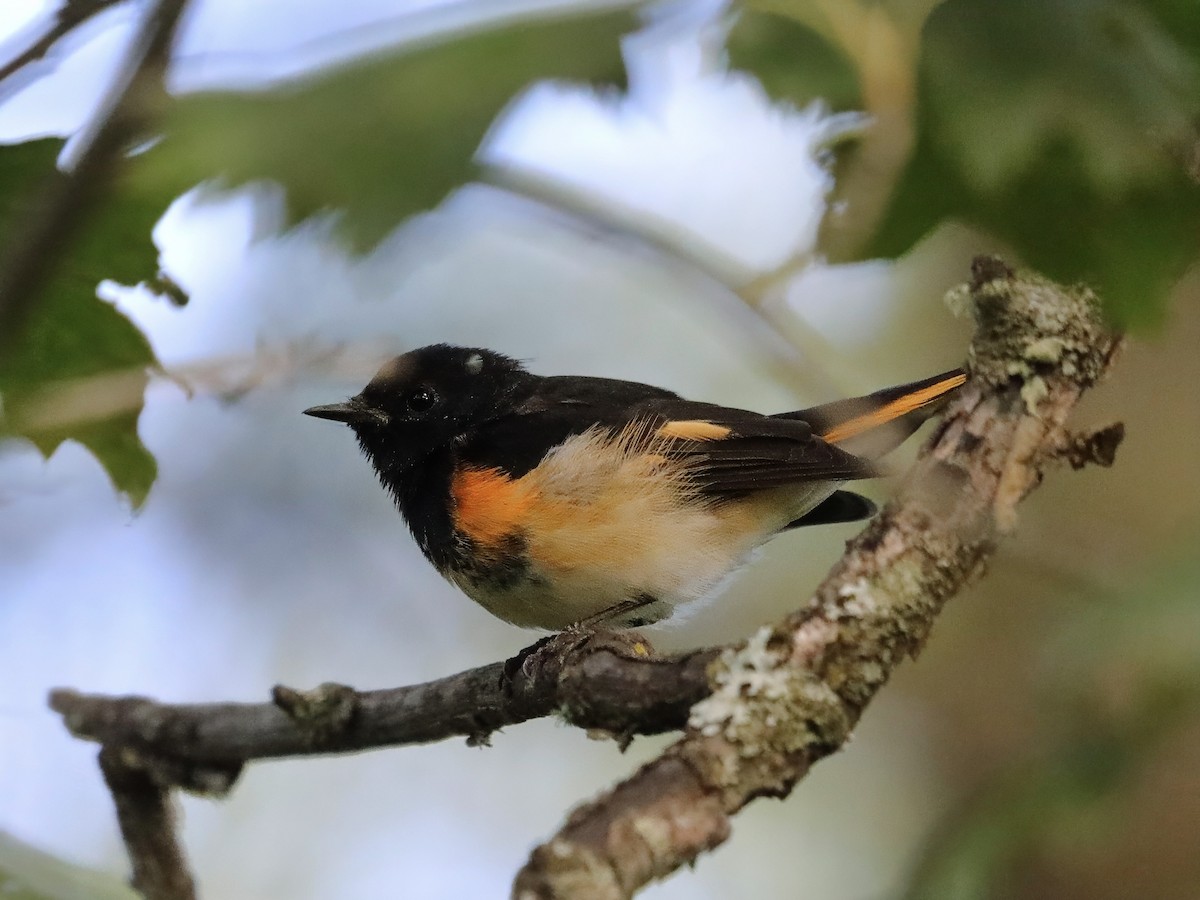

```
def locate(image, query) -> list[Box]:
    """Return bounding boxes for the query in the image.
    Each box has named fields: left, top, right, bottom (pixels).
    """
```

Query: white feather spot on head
left=465, top=353, right=484, bottom=375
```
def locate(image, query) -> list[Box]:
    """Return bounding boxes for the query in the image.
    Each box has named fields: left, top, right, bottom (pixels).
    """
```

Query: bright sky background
left=0, top=3, right=947, bottom=898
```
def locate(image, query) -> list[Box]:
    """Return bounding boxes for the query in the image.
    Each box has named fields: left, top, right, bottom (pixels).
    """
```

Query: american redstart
left=304, top=345, right=965, bottom=630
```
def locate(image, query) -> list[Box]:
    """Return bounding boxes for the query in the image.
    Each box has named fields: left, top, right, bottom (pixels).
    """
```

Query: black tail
left=783, top=490, right=878, bottom=530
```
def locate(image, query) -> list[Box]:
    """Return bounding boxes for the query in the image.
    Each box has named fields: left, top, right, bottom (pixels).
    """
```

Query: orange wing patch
left=655, top=420, right=732, bottom=442
left=821, top=372, right=967, bottom=444
left=451, top=466, right=536, bottom=547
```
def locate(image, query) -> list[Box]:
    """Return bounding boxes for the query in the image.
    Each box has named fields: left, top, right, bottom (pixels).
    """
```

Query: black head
left=304, top=344, right=531, bottom=479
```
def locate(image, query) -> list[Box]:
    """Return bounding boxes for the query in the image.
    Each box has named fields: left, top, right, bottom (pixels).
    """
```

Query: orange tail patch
left=820, top=371, right=967, bottom=444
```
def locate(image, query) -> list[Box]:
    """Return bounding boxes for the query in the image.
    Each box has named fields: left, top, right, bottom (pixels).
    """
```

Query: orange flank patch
left=821, top=372, right=967, bottom=444
left=450, top=466, right=536, bottom=547
left=655, top=420, right=732, bottom=442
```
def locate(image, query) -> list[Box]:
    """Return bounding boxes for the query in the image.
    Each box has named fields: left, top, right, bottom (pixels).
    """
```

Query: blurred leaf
left=0, top=829, right=137, bottom=900
left=1138, top=0, right=1200, bottom=56
left=862, top=0, right=1200, bottom=329
left=1046, top=544, right=1200, bottom=711
left=727, top=10, right=861, bottom=111
left=904, top=716, right=1193, bottom=900
left=905, top=541, right=1200, bottom=900
left=134, top=7, right=636, bottom=251
left=0, top=139, right=159, bottom=507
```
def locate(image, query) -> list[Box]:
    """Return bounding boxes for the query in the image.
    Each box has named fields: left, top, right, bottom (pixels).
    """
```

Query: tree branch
left=52, top=632, right=718, bottom=778
left=512, top=256, right=1123, bottom=898
left=47, top=257, right=1122, bottom=899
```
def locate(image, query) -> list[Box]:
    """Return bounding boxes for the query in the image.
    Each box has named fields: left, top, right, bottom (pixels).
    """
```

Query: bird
left=304, top=344, right=965, bottom=630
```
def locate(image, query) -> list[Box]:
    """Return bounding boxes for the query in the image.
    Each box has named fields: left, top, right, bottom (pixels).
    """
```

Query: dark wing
left=634, top=398, right=877, bottom=496
left=462, top=374, right=883, bottom=493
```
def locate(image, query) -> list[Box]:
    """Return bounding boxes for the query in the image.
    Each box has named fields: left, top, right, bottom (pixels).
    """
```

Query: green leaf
left=0, top=829, right=137, bottom=900
left=862, top=0, right=1200, bottom=330
left=726, top=10, right=861, bottom=112
left=134, top=6, right=637, bottom=251
left=0, top=139, right=159, bottom=507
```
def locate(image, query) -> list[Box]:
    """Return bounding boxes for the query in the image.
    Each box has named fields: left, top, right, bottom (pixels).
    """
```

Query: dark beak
left=303, top=398, right=389, bottom=426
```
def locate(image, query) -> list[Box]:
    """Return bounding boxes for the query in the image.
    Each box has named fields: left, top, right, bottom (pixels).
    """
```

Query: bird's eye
left=406, top=387, right=437, bottom=413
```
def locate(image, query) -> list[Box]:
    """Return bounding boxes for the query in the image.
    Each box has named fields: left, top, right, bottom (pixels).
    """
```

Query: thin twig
left=0, top=0, right=189, bottom=356
left=482, top=165, right=843, bottom=397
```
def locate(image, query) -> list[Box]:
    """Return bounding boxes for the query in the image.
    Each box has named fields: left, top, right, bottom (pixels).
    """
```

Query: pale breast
left=453, top=427, right=834, bottom=629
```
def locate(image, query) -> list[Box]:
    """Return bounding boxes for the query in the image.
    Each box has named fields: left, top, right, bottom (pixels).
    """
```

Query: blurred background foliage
left=1, top=0, right=1198, bottom=898
left=3, top=0, right=1198, bottom=501
left=905, top=544, right=1200, bottom=900
left=0, top=829, right=136, bottom=900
